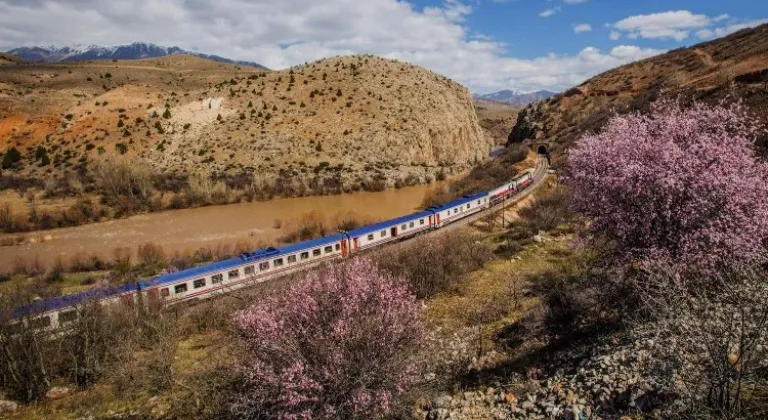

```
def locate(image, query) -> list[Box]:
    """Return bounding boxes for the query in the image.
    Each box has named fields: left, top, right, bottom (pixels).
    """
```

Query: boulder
left=0, top=400, right=18, bottom=413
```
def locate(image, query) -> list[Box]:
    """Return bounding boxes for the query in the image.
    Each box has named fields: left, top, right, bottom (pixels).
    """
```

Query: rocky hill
left=474, top=99, right=521, bottom=145
left=509, top=24, right=768, bottom=164
left=7, top=42, right=266, bottom=69
left=0, top=54, right=488, bottom=192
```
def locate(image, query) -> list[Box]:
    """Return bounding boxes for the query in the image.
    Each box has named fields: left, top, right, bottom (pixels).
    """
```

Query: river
left=0, top=182, right=444, bottom=271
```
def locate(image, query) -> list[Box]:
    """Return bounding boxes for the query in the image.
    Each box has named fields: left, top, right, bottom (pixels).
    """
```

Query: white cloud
left=564, top=0, right=588, bottom=3
left=609, top=31, right=621, bottom=40
left=539, top=7, right=561, bottom=18
left=574, top=23, right=592, bottom=33
left=613, top=10, right=710, bottom=41
left=713, top=14, right=730, bottom=22
left=709, top=18, right=768, bottom=38
left=612, top=10, right=767, bottom=43
left=0, top=0, right=665, bottom=93
left=696, top=29, right=714, bottom=39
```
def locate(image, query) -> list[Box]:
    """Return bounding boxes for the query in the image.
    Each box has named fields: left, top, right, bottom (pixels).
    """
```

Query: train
left=8, top=168, right=537, bottom=330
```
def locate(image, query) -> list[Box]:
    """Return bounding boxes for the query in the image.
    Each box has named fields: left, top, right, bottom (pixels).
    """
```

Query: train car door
left=341, top=239, right=349, bottom=257
left=390, top=226, right=398, bottom=237
left=353, top=237, right=360, bottom=251
left=428, top=214, right=434, bottom=227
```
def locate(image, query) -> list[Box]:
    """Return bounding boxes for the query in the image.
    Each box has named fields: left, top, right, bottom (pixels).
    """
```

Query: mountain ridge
left=474, top=89, right=556, bottom=106
left=7, top=41, right=268, bottom=69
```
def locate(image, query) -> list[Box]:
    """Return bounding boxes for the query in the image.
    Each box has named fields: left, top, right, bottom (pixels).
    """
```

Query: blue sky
left=455, top=0, right=768, bottom=59
left=0, top=0, right=766, bottom=93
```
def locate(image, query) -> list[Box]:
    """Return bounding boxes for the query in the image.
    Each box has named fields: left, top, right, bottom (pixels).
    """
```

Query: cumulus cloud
left=574, top=23, right=592, bottom=33
left=539, top=7, right=561, bottom=18
left=0, top=0, right=664, bottom=93
left=612, top=10, right=710, bottom=41
left=612, top=10, right=767, bottom=42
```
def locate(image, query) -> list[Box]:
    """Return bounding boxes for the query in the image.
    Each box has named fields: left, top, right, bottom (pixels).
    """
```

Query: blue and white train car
left=346, top=211, right=433, bottom=254
left=143, top=234, right=348, bottom=304
left=8, top=282, right=139, bottom=331
left=428, top=192, right=490, bottom=228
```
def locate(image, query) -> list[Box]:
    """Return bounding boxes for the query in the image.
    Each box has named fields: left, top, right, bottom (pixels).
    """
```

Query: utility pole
left=502, top=192, right=507, bottom=229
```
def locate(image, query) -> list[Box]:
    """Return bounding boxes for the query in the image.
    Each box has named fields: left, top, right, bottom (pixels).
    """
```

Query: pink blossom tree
left=232, top=257, right=424, bottom=420
left=567, top=100, right=768, bottom=275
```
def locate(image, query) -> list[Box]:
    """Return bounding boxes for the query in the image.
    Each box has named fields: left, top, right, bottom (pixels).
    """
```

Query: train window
left=274, top=258, right=284, bottom=267
left=288, top=255, right=297, bottom=263
left=477, top=200, right=481, bottom=205
left=59, top=310, right=77, bottom=324
left=229, top=269, right=240, bottom=279
left=409, top=221, right=414, bottom=228
left=259, top=261, right=270, bottom=271
left=300, top=252, right=309, bottom=260
left=466, top=204, right=470, bottom=209
left=381, top=230, right=386, bottom=237
left=335, top=244, right=340, bottom=251
left=454, top=208, right=458, bottom=214
left=244, top=266, right=255, bottom=275
left=30, top=316, right=51, bottom=329
left=324, top=246, right=333, bottom=253
left=174, top=283, right=188, bottom=294
left=401, top=224, right=407, bottom=230
left=420, top=219, right=424, bottom=225
left=367, top=234, right=374, bottom=241
left=313, top=249, right=321, bottom=257
left=161, top=287, right=171, bottom=297
left=211, top=274, right=223, bottom=284
left=193, top=278, right=206, bottom=289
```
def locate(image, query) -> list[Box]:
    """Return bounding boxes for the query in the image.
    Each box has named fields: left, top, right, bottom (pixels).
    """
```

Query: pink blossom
left=566, top=99, right=768, bottom=276
left=232, top=257, right=425, bottom=419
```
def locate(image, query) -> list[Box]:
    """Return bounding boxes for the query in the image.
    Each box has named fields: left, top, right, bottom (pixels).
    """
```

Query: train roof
left=427, top=191, right=489, bottom=212
left=11, top=282, right=138, bottom=318
left=143, top=233, right=346, bottom=288
left=346, top=211, right=433, bottom=237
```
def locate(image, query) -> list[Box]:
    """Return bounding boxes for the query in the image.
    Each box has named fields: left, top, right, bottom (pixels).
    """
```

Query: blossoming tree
left=567, top=100, right=768, bottom=274
left=232, top=257, right=424, bottom=419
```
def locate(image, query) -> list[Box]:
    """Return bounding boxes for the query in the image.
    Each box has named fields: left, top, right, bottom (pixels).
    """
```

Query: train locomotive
left=9, top=168, right=536, bottom=330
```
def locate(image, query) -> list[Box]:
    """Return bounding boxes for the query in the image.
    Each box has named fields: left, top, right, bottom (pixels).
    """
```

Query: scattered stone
left=46, top=386, right=71, bottom=400
left=0, top=400, right=18, bottom=413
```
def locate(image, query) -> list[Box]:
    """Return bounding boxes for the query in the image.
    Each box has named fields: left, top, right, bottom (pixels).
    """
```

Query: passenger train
left=9, top=168, right=536, bottom=330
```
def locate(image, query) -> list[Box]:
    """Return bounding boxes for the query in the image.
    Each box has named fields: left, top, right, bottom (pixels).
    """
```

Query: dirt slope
left=0, top=54, right=488, bottom=189
left=509, top=24, right=768, bottom=164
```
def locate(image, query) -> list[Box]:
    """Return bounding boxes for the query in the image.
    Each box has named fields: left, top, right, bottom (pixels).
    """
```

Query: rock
left=504, top=393, right=518, bottom=407
left=46, top=386, right=71, bottom=400
left=0, top=400, right=18, bottom=413
left=533, top=234, right=543, bottom=243
left=521, top=401, right=535, bottom=410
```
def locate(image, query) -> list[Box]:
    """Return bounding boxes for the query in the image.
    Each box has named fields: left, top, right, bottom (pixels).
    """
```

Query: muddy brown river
left=0, top=183, right=444, bottom=271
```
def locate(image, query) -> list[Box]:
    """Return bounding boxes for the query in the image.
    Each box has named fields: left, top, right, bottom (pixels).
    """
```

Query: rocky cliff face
left=0, top=54, right=489, bottom=189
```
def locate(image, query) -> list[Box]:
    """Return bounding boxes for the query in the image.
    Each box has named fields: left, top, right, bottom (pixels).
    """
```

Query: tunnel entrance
left=537, top=145, right=548, bottom=155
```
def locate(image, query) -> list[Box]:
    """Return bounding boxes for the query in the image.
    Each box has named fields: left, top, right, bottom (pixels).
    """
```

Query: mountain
left=475, top=89, right=556, bottom=106
left=0, top=54, right=488, bottom=194
left=7, top=42, right=267, bottom=69
left=509, top=23, right=768, bottom=164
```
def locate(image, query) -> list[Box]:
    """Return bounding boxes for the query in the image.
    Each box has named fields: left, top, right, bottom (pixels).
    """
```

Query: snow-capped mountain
left=7, top=42, right=267, bottom=69
left=475, top=89, right=556, bottom=106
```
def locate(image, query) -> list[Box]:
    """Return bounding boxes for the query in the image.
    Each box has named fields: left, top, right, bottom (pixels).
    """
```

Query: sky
left=0, top=0, right=766, bottom=93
